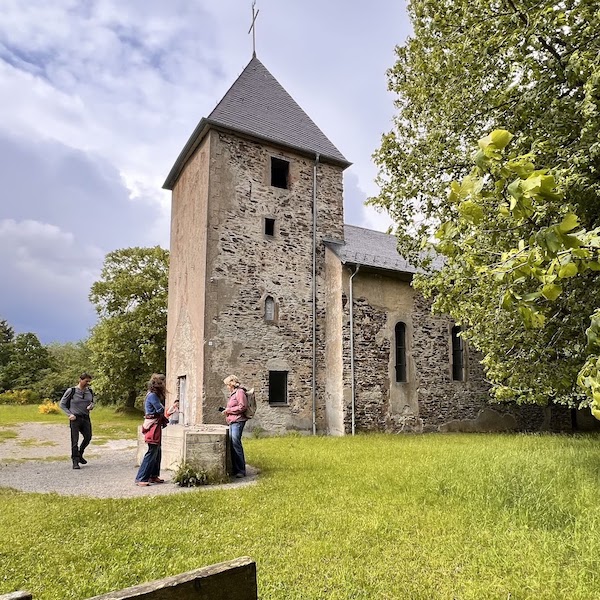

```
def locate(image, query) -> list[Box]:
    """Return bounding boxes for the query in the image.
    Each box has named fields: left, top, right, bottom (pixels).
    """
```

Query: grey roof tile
left=326, top=225, right=443, bottom=274
left=209, top=57, right=349, bottom=164
left=164, top=57, right=350, bottom=189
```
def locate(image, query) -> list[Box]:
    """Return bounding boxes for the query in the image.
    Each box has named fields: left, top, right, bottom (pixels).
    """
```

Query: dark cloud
left=0, top=132, right=161, bottom=249
left=0, top=132, right=164, bottom=343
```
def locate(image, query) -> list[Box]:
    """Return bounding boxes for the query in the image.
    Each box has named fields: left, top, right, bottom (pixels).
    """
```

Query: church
left=161, top=55, right=574, bottom=437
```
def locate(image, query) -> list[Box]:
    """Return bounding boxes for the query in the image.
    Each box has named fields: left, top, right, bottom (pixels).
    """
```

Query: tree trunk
left=125, top=389, right=137, bottom=409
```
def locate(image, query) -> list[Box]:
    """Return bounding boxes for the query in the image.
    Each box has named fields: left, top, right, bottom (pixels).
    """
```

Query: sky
left=0, top=0, right=411, bottom=344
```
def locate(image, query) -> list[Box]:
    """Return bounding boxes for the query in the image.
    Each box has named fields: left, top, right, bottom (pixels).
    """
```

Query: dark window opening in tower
left=269, top=370, right=288, bottom=404
left=451, top=325, right=465, bottom=381
left=265, top=217, right=275, bottom=236
left=395, top=322, right=407, bottom=383
left=271, top=157, right=289, bottom=189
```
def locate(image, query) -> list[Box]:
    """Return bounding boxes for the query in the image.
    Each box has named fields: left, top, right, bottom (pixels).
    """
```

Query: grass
left=0, top=404, right=141, bottom=438
left=1, top=409, right=600, bottom=599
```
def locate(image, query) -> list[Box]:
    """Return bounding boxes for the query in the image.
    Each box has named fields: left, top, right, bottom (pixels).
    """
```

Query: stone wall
left=172, top=130, right=345, bottom=433
left=340, top=269, right=576, bottom=433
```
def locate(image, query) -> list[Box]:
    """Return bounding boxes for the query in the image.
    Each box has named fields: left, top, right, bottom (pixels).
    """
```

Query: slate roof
left=326, top=225, right=444, bottom=275
left=164, top=57, right=350, bottom=189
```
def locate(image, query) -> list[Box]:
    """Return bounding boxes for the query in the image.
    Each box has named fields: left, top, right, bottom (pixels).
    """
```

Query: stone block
left=137, top=425, right=230, bottom=479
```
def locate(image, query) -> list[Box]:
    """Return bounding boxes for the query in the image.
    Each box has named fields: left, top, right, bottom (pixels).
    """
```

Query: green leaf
left=490, top=129, right=514, bottom=150
left=557, top=213, right=579, bottom=233
left=541, top=284, right=562, bottom=301
left=458, top=200, right=484, bottom=224
left=558, top=262, right=578, bottom=278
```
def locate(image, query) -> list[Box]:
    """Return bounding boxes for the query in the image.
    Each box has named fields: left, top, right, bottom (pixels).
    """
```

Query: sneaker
left=78, top=455, right=88, bottom=465
left=149, top=477, right=164, bottom=484
left=235, top=472, right=245, bottom=478
left=72, top=461, right=80, bottom=470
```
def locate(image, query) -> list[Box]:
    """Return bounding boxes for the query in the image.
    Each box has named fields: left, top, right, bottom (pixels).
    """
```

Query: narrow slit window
left=269, top=370, right=288, bottom=404
left=271, top=157, right=289, bottom=189
left=265, top=296, right=275, bottom=321
left=264, top=217, right=275, bottom=236
left=451, top=325, right=465, bottom=381
left=395, top=322, right=407, bottom=383
left=177, top=375, right=187, bottom=425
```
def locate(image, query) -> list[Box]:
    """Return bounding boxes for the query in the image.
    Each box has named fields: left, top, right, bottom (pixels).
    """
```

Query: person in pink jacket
left=222, top=375, right=248, bottom=478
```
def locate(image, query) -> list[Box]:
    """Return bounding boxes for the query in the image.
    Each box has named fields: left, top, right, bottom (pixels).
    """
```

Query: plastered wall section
left=324, top=246, right=344, bottom=435
left=166, top=135, right=210, bottom=425
left=200, top=131, right=345, bottom=433
left=341, top=271, right=573, bottom=433
left=342, top=269, right=421, bottom=433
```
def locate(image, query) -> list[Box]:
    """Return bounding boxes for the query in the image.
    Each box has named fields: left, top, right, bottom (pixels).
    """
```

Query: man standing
left=59, top=373, right=95, bottom=469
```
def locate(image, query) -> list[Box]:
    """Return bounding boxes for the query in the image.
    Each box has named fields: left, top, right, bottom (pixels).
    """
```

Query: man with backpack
left=59, top=373, right=95, bottom=470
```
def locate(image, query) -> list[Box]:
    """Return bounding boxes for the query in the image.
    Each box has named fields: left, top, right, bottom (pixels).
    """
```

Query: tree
left=1, top=332, right=52, bottom=390
left=372, top=0, right=600, bottom=262
left=371, top=0, right=600, bottom=406
left=421, top=130, right=600, bottom=409
left=88, top=247, right=169, bottom=408
left=36, top=341, right=93, bottom=401
left=0, top=319, right=15, bottom=391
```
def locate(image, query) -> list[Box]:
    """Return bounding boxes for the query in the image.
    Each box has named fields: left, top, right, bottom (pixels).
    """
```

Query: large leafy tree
left=372, top=0, right=600, bottom=406
left=88, top=247, right=169, bottom=408
left=423, top=130, right=600, bottom=408
left=373, top=0, right=599, bottom=257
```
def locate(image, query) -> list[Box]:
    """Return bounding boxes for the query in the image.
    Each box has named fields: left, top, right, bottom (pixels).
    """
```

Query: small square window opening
left=271, top=157, right=289, bottom=189
left=265, top=218, right=275, bottom=236
left=269, top=370, right=288, bottom=404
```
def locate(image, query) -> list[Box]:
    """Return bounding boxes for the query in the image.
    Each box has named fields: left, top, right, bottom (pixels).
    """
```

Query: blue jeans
left=136, top=443, right=161, bottom=482
left=229, top=421, right=246, bottom=476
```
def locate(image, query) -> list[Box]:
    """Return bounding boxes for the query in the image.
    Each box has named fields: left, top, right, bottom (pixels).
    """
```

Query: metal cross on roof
left=248, top=0, right=260, bottom=58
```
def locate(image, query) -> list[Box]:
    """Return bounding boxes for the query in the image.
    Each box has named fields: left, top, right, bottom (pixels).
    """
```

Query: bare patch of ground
left=0, top=423, right=256, bottom=498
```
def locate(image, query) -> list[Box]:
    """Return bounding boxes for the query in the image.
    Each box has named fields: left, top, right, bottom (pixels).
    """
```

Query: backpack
left=242, top=387, right=256, bottom=418
left=64, top=386, right=94, bottom=409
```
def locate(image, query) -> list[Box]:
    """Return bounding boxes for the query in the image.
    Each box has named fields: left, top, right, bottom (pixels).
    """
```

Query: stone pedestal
left=137, top=424, right=231, bottom=478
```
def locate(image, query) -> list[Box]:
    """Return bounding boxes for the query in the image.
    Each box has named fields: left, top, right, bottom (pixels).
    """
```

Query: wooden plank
left=87, top=557, right=257, bottom=600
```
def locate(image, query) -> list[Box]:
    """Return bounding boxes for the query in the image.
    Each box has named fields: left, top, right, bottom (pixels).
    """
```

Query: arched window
left=451, top=325, right=465, bottom=381
left=265, top=296, right=275, bottom=321
left=395, top=322, right=407, bottom=383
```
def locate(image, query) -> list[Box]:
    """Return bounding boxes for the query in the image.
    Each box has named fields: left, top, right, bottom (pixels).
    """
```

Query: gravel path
left=0, top=423, right=256, bottom=498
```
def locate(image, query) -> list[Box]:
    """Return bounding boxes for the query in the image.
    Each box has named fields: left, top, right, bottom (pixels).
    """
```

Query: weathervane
left=248, top=0, right=260, bottom=58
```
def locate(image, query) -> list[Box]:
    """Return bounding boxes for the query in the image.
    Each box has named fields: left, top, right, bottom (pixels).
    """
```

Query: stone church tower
left=163, top=57, right=350, bottom=434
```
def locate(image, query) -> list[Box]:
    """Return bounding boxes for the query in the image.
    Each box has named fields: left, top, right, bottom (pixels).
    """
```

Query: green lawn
left=1, top=410, right=600, bottom=599
left=0, top=404, right=141, bottom=439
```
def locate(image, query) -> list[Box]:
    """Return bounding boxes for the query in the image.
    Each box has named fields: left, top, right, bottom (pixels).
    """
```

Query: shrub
left=38, top=399, right=60, bottom=415
left=0, top=389, right=41, bottom=405
left=173, top=461, right=209, bottom=487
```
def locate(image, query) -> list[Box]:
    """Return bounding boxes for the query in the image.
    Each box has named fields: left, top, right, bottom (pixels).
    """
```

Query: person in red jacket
left=222, top=375, right=248, bottom=478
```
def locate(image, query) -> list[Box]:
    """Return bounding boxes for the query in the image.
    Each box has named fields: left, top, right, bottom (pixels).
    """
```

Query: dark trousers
left=70, top=415, right=92, bottom=460
left=136, top=443, right=161, bottom=482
